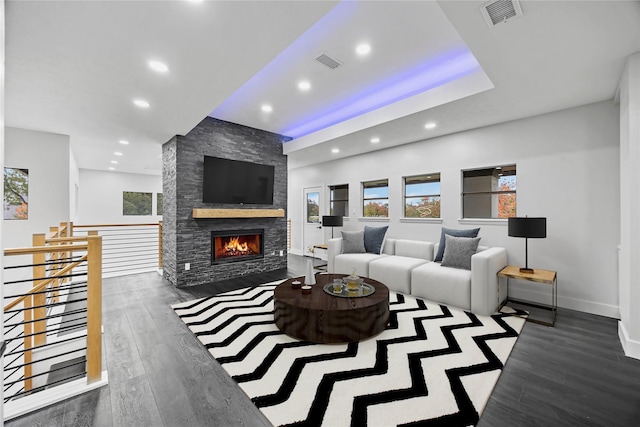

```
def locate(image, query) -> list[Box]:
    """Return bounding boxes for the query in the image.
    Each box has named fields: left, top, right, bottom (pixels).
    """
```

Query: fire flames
left=224, top=236, right=251, bottom=254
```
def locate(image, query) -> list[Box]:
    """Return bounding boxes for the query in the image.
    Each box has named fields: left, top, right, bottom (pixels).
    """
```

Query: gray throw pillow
left=434, top=227, right=480, bottom=262
left=341, top=230, right=365, bottom=254
left=364, top=225, right=388, bottom=254
left=441, top=235, right=481, bottom=270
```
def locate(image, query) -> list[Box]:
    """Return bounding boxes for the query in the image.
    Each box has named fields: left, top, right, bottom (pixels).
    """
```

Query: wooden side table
left=497, top=265, right=557, bottom=326
left=312, top=244, right=328, bottom=270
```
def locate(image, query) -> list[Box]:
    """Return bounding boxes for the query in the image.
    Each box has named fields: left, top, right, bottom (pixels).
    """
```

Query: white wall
left=288, top=100, right=620, bottom=318
left=617, top=51, right=640, bottom=359
left=4, top=127, right=71, bottom=249
left=69, top=149, right=79, bottom=222
left=1, top=0, right=6, bottom=416
left=77, top=168, right=162, bottom=224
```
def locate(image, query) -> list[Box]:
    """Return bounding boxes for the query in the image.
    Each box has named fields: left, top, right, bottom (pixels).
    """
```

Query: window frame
left=329, top=184, right=349, bottom=217
left=461, top=164, right=516, bottom=219
left=362, top=179, right=389, bottom=218
left=403, top=173, right=441, bottom=219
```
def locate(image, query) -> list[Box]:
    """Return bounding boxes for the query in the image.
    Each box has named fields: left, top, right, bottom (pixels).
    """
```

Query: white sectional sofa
left=327, top=237, right=507, bottom=316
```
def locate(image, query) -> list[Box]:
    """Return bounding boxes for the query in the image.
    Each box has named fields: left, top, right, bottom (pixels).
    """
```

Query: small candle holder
left=291, top=280, right=302, bottom=289
left=301, top=285, right=312, bottom=294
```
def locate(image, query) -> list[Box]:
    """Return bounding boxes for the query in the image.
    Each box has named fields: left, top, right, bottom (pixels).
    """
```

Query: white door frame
left=303, top=187, right=325, bottom=260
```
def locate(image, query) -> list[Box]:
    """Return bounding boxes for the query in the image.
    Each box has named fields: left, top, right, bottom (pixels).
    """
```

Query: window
left=404, top=173, right=441, bottom=218
left=362, top=179, right=389, bottom=217
left=329, top=184, right=349, bottom=217
left=462, top=165, right=516, bottom=219
left=123, top=191, right=152, bottom=216
left=157, top=193, right=163, bottom=216
left=306, top=191, right=320, bottom=223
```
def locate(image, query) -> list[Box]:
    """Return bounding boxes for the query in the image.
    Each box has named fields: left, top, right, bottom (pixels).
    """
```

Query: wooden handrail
left=45, top=236, right=96, bottom=244
left=72, top=223, right=159, bottom=228
left=4, top=244, right=88, bottom=256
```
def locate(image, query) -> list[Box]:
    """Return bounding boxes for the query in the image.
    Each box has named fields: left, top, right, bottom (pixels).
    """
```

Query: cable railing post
left=32, top=233, right=47, bottom=347
left=60, top=221, right=69, bottom=291
left=49, top=226, right=61, bottom=304
left=86, top=234, right=102, bottom=383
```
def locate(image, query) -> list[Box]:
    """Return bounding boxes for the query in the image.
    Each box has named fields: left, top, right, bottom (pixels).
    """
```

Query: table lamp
left=508, top=217, right=546, bottom=274
left=322, top=215, right=343, bottom=238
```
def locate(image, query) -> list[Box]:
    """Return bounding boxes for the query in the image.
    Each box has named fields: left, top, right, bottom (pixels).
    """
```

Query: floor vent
left=315, top=53, right=341, bottom=70
left=481, top=0, right=523, bottom=27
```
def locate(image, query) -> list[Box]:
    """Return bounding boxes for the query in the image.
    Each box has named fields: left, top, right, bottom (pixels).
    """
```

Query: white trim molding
left=619, top=321, right=640, bottom=360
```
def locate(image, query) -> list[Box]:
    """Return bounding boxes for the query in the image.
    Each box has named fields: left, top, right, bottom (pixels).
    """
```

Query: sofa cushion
left=395, top=239, right=434, bottom=261
left=381, top=238, right=396, bottom=255
left=341, top=230, right=365, bottom=254
left=441, top=235, right=481, bottom=270
left=364, top=225, right=388, bottom=254
left=334, top=253, right=388, bottom=277
left=434, top=227, right=480, bottom=262
left=411, top=262, right=472, bottom=310
left=369, top=256, right=429, bottom=294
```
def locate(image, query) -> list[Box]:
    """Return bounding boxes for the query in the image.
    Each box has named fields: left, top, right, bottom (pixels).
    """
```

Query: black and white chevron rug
left=172, top=281, right=526, bottom=427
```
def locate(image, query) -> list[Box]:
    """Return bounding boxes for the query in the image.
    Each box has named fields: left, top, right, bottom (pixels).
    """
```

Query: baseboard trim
left=508, top=286, right=620, bottom=319
left=4, top=370, right=109, bottom=421
left=289, top=248, right=304, bottom=256
left=618, top=321, right=640, bottom=360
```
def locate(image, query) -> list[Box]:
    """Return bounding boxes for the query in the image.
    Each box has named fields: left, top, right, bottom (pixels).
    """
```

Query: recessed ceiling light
left=148, top=60, right=169, bottom=73
left=424, top=122, right=437, bottom=130
left=108, top=167, right=115, bottom=171
left=119, top=140, right=129, bottom=145
left=370, top=137, right=380, bottom=143
left=110, top=160, right=118, bottom=164
left=298, top=81, right=311, bottom=91
left=356, top=43, right=371, bottom=56
left=261, top=104, right=273, bottom=113
left=133, top=99, right=150, bottom=108
left=114, top=152, right=123, bottom=156
left=331, top=148, right=340, bottom=154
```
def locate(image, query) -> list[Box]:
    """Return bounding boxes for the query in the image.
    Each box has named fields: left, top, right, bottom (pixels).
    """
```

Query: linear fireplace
left=211, top=229, right=264, bottom=264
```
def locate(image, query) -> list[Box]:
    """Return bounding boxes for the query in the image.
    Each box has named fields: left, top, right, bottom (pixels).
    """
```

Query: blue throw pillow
left=434, top=227, right=480, bottom=262
left=364, top=225, right=388, bottom=254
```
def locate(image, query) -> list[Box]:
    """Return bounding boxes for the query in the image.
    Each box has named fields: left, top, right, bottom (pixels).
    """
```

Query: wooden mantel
left=192, top=208, right=285, bottom=219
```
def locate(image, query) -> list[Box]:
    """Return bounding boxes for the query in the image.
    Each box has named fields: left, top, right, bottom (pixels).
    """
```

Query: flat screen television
left=203, top=156, right=275, bottom=205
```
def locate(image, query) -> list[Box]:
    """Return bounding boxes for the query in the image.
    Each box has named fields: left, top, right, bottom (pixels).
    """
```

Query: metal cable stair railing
left=2, top=224, right=106, bottom=420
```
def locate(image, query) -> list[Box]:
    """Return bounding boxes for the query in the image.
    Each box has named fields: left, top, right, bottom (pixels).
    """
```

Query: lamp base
left=519, top=267, right=535, bottom=274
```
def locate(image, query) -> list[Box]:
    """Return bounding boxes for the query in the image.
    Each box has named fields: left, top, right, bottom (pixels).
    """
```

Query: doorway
left=303, top=187, right=325, bottom=260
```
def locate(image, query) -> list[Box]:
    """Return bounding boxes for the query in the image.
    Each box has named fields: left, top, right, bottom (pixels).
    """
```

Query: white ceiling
left=5, top=1, right=640, bottom=175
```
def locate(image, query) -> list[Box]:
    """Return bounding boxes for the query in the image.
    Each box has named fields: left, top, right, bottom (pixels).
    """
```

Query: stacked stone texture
left=162, top=117, right=289, bottom=287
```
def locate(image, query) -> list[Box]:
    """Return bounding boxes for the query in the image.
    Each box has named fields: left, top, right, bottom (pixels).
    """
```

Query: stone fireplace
left=162, top=117, right=289, bottom=288
left=212, top=229, right=264, bottom=264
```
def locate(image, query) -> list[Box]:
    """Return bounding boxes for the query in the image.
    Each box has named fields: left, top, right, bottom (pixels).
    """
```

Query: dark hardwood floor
left=6, top=255, right=640, bottom=426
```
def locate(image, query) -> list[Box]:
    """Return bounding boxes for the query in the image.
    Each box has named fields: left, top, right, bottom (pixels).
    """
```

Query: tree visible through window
left=462, top=165, right=516, bottom=219
left=363, top=179, right=389, bottom=217
left=123, top=191, right=152, bottom=216
left=4, top=167, right=29, bottom=220
left=404, top=173, right=441, bottom=218
left=306, top=191, right=320, bottom=223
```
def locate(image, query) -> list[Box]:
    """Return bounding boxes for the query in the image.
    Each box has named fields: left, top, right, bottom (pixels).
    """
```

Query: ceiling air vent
left=481, top=0, right=523, bottom=28
left=315, top=53, right=341, bottom=70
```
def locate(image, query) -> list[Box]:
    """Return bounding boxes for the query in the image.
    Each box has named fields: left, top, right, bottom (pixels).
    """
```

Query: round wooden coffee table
left=274, top=274, right=389, bottom=343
